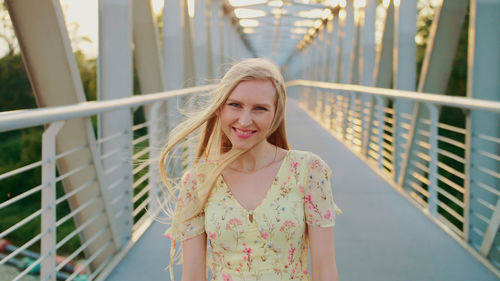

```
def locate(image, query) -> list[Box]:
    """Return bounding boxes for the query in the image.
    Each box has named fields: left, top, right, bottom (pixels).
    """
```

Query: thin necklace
left=228, top=146, right=278, bottom=173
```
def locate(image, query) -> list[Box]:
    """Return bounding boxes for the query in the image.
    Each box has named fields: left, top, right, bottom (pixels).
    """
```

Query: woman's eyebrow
left=226, top=99, right=272, bottom=108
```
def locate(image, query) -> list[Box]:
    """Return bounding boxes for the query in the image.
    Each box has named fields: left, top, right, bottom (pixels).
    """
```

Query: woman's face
left=218, top=79, right=277, bottom=151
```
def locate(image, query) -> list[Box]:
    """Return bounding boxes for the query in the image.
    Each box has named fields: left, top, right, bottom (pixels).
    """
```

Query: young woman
left=161, top=58, right=341, bottom=281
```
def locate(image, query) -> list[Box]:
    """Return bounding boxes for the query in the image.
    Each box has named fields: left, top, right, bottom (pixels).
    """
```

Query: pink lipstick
left=232, top=127, right=256, bottom=139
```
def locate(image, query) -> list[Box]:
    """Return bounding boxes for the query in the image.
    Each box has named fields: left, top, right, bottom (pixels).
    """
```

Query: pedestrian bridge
left=0, top=0, right=499, bottom=281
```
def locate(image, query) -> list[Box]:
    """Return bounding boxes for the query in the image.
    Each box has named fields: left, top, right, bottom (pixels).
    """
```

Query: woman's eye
left=256, top=106, right=268, bottom=111
left=228, top=103, right=241, bottom=108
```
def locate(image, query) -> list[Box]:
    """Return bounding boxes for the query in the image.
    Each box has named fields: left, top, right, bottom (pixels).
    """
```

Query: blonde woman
left=161, top=58, right=341, bottom=281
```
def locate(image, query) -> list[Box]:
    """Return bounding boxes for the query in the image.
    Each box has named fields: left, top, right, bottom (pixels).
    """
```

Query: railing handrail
left=0, top=84, right=216, bottom=133
left=3, top=80, right=499, bottom=133
left=286, top=80, right=500, bottom=113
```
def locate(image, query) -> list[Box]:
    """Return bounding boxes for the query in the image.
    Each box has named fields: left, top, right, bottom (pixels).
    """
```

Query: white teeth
left=235, top=128, right=254, bottom=135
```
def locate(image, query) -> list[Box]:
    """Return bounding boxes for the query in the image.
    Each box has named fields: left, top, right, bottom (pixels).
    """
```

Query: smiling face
left=218, top=79, right=277, bottom=151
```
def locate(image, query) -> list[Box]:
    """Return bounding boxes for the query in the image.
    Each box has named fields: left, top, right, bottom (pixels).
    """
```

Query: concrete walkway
left=106, top=99, right=498, bottom=281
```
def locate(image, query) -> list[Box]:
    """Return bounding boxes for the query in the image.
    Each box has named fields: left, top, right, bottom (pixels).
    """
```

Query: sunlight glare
left=187, top=0, right=194, bottom=18
left=234, top=8, right=266, bottom=18
left=229, top=0, right=267, bottom=7
left=321, top=9, right=331, bottom=19
left=271, top=8, right=287, bottom=15
left=291, top=28, right=308, bottom=34
left=239, top=19, right=260, bottom=27
left=297, top=9, right=324, bottom=19
left=355, top=0, right=367, bottom=8
left=339, top=9, right=346, bottom=21
left=293, top=20, right=315, bottom=27
left=268, top=0, right=284, bottom=7
left=313, top=19, right=322, bottom=28
left=243, top=28, right=256, bottom=34
left=151, top=0, right=164, bottom=15
left=59, top=0, right=98, bottom=58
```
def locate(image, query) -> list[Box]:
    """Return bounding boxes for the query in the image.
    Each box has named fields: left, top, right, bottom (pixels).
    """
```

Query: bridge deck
left=106, top=99, right=498, bottom=281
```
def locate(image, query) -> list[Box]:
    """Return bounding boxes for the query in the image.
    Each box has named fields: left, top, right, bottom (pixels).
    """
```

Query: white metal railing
left=0, top=84, right=214, bottom=281
left=1, top=80, right=499, bottom=280
left=287, top=79, right=500, bottom=277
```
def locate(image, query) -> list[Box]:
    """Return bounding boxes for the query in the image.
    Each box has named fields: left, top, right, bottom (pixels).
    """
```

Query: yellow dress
left=165, top=150, right=342, bottom=281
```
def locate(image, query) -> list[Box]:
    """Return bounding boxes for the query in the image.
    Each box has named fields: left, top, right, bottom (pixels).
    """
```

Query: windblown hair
left=159, top=58, right=290, bottom=220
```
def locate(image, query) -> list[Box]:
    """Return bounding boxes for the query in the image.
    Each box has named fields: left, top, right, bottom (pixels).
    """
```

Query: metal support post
left=41, top=121, right=65, bottom=281
left=148, top=102, right=162, bottom=213
left=468, top=0, right=500, bottom=256
left=392, top=0, right=417, bottom=181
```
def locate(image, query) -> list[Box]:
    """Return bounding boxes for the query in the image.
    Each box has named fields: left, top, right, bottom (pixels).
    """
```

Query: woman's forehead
left=228, top=79, right=276, bottom=104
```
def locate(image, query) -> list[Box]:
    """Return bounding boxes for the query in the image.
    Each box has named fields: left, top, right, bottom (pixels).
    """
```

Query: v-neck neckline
left=220, top=150, right=291, bottom=215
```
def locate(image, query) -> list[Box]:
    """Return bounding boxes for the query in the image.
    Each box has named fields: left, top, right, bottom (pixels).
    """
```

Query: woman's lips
left=232, top=127, right=256, bottom=139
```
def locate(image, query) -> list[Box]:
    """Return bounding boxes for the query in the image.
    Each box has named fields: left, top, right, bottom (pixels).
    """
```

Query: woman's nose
left=237, top=110, right=252, bottom=126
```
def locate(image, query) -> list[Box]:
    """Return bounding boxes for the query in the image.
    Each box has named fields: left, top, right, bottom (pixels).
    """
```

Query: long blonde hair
left=159, top=58, right=290, bottom=219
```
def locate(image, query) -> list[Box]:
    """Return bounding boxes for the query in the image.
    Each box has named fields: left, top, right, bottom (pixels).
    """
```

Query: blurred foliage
left=0, top=13, right=97, bottom=257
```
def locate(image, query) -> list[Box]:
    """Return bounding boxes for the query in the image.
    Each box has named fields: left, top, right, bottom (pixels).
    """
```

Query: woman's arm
left=181, top=233, right=207, bottom=281
left=309, top=226, right=338, bottom=281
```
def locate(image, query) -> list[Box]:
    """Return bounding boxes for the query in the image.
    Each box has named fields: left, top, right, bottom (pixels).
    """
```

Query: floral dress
left=165, top=150, right=342, bottom=281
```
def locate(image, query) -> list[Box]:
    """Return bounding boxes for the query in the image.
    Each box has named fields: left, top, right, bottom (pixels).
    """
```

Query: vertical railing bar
left=41, top=120, right=65, bottom=281
left=321, top=91, right=327, bottom=122
left=361, top=93, right=374, bottom=157
left=329, top=92, right=336, bottom=130
left=426, top=103, right=439, bottom=217
left=342, top=91, right=348, bottom=140
left=376, top=96, right=385, bottom=171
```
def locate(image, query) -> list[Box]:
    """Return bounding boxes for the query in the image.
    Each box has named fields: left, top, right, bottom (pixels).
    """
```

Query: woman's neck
left=230, top=141, right=277, bottom=172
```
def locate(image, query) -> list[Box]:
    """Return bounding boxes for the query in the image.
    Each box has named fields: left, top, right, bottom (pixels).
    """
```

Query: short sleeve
left=164, top=168, right=205, bottom=241
left=304, top=153, right=342, bottom=227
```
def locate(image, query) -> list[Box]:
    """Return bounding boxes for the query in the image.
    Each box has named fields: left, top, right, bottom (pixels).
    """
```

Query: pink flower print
left=242, top=243, right=253, bottom=268
left=305, top=194, right=314, bottom=210
left=208, top=232, right=217, bottom=240
left=260, top=231, right=269, bottom=239
left=299, top=184, right=304, bottom=194
left=290, top=160, right=299, bottom=173
left=196, top=173, right=206, bottom=182
left=226, top=218, right=242, bottom=229
left=226, top=218, right=244, bottom=243
left=311, top=159, right=321, bottom=170
left=288, top=244, right=296, bottom=262
left=280, top=220, right=297, bottom=231
left=303, top=269, right=308, bottom=275
left=222, top=273, right=233, bottom=281
left=324, top=209, right=332, bottom=220
left=243, top=247, right=252, bottom=255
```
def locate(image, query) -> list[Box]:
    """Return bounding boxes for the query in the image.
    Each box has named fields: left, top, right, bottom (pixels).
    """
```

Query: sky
left=59, top=0, right=164, bottom=59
